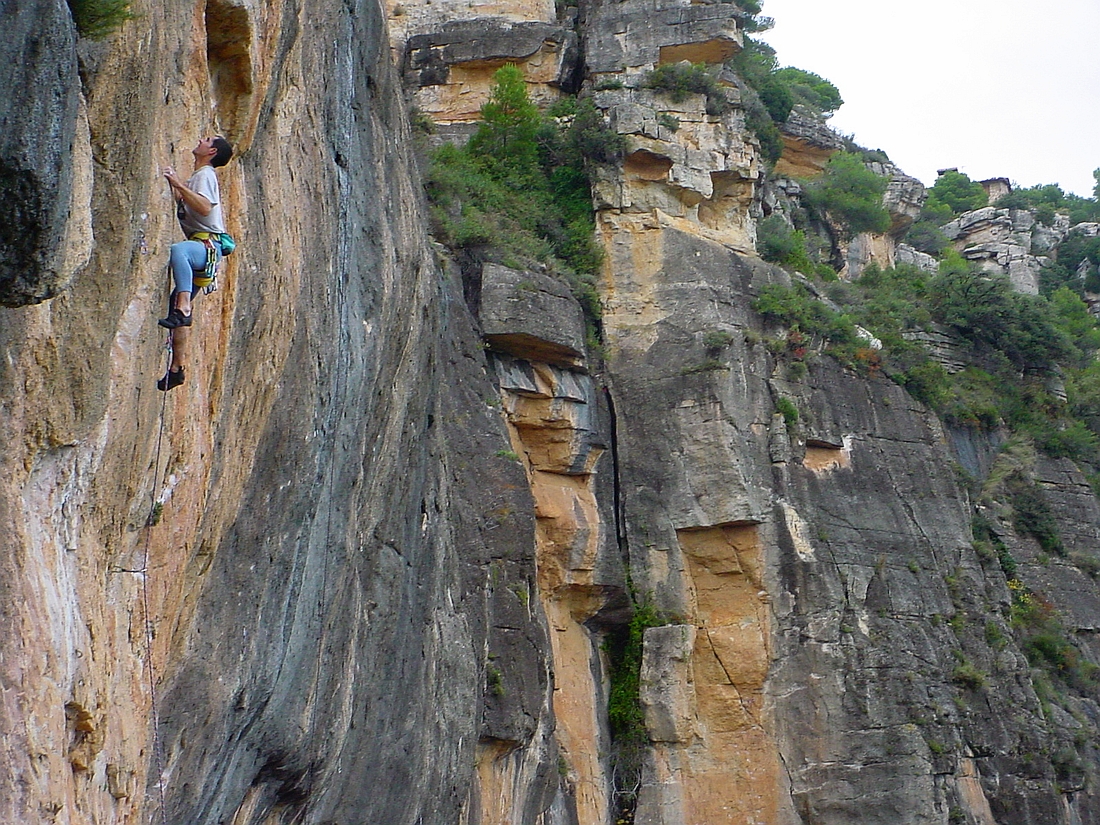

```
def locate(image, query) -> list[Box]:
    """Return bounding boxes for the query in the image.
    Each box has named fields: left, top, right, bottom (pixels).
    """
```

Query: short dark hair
left=211, top=137, right=233, bottom=168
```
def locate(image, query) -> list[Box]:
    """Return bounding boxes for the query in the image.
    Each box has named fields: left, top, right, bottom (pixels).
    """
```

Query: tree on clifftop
left=467, top=64, right=541, bottom=176
left=926, top=170, right=989, bottom=215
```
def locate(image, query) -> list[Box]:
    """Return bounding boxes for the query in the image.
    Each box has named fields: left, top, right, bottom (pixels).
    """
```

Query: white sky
left=759, top=0, right=1100, bottom=196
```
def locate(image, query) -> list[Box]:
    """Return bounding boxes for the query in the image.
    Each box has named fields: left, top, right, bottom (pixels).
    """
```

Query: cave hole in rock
left=624, top=149, right=673, bottom=182
left=803, top=439, right=849, bottom=472
left=658, top=39, right=740, bottom=67
left=698, top=170, right=752, bottom=230
left=205, top=0, right=254, bottom=143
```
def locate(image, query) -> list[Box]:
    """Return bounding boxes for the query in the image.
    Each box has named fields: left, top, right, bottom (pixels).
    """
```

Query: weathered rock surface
left=5, top=0, right=1100, bottom=824
left=0, top=0, right=92, bottom=305
left=582, top=0, right=745, bottom=80
left=3, top=1, right=558, bottom=823
left=404, top=18, right=577, bottom=132
left=480, top=264, right=588, bottom=366
left=774, top=107, right=845, bottom=180
left=941, top=206, right=1051, bottom=294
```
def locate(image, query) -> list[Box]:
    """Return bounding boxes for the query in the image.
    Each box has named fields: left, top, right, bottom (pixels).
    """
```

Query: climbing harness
left=188, top=234, right=223, bottom=294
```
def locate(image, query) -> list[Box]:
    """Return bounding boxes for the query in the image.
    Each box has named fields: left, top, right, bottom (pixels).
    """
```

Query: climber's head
left=211, top=136, right=233, bottom=168
left=193, top=136, right=233, bottom=168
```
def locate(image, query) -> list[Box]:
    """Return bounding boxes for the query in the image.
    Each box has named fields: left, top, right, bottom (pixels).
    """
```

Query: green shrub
left=952, top=661, right=986, bottom=690
left=772, top=67, right=843, bottom=115
left=1055, top=234, right=1100, bottom=280
left=930, top=258, right=1073, bottom=371
left=898, top=361, right=952, bottom=410
left=725, top=36, right=842, bottom=164
left=606, top=601, right=667, bottom=812
left=904, top=219, right=950, bottom=256
left=775, top=397, right=799, bottom=427
left=67, top=0, right=134, bottom=38
left=976, top=514, right=1016, bottom=576
left=753, top=283, right=858, bottom=346
left=657, top=113, right=681, bottom=132
left=644, top=63, right=731, bottom=115
left=757, top=215, right=819, bottom=274
left=703, top=329, right=736, bottom=350
left=926, top=170, right=989, bottom=215
left=745, top=106, right=784, bottom=165
left=427, top=68, right=617, bottom=320
left=1007, top=474, right=1065, bottom=556
left=802, top=152, right=891, bottom=236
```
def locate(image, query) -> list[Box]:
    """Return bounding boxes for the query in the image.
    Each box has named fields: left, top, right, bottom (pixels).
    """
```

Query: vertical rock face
left=0, top=0, right=92, bottom=305
left=2, top=1, right=554, bottom=823
left=5, top=1, right=1100, bottom=824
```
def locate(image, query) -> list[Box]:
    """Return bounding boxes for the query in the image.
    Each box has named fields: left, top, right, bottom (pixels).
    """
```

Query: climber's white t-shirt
left=177, top=165, right=225, bottom=236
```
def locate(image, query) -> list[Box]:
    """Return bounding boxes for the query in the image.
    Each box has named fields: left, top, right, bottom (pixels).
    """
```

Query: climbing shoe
left=157, top=367, right=185, bottom=392
left=158, top=307, right=193, bottom=329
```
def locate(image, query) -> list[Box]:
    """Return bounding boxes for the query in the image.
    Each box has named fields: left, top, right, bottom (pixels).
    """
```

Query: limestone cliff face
left=3, top=1, right=555, bottom=823
left=5, top=1, right=1100, bottom=825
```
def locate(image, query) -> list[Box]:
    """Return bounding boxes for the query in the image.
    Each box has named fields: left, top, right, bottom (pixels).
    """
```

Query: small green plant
left=1010, top=583, right=1098, bottom=690
left=606, top=601, right=667, bottom=815
left=657, top=113, right=681, bottom=132
left=509, top=581, right=531, bottom=608
left=952, top=660, right=986, bottom=690
left=496, top=449, right=522, bottom=462
left=487, top=664, right=505, bottom=697
left=594, top=77, right=624, bottom=91
left=702, top=329, right=736, bottom=350
left=775, top=397, right=799, bottom=428
left=757, top=215, right=828, bottom=276
left=410, top=107, right=436, bottom=136
left=1007, top=474, right=1065, bottom=556
left=146, top=501, right=164, bottom=528
left=972, top=513, right=1016, bottom=579
left=644, top=63, right=730, bottom=115
left=67, top=0, right=134, bottom=38
left=927, top=739, right=948, bottom=755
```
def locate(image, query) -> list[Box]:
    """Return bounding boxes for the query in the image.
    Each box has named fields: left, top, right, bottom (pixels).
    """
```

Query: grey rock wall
left=0, top=0, right=89, bottom=305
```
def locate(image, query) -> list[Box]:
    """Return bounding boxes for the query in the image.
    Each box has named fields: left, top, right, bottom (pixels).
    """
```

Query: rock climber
left=156, top=135, right=233, bottom=391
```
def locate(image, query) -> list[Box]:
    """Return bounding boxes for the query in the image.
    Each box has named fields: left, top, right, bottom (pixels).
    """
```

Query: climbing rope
left=138, top=330, right=174, bottom=825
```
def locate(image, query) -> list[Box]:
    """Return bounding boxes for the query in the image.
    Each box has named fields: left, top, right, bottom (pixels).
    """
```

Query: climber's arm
left=163, top=166, right=213, bottom=217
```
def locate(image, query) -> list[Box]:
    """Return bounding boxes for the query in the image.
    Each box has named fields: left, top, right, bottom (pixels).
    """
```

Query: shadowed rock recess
left=2, top=0, right=1099, bottom=824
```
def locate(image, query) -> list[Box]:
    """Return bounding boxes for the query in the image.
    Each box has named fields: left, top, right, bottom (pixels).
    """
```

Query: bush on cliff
left=426, top=66, right=622, bottom=318
left=605, top=601, right=666, bottom=813
left=756, top=252, right=1100, bottom=465
left=66, top=0, right=134, bottom=38
left=773, top=67, right=843, bottom=116
left=643, top=62, right=731, bottom=115
left=757, top=215, right=835, bottom=278
left=925, top=170, right=989, bottom=216
left=801, top=152, right=891, bottom=236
